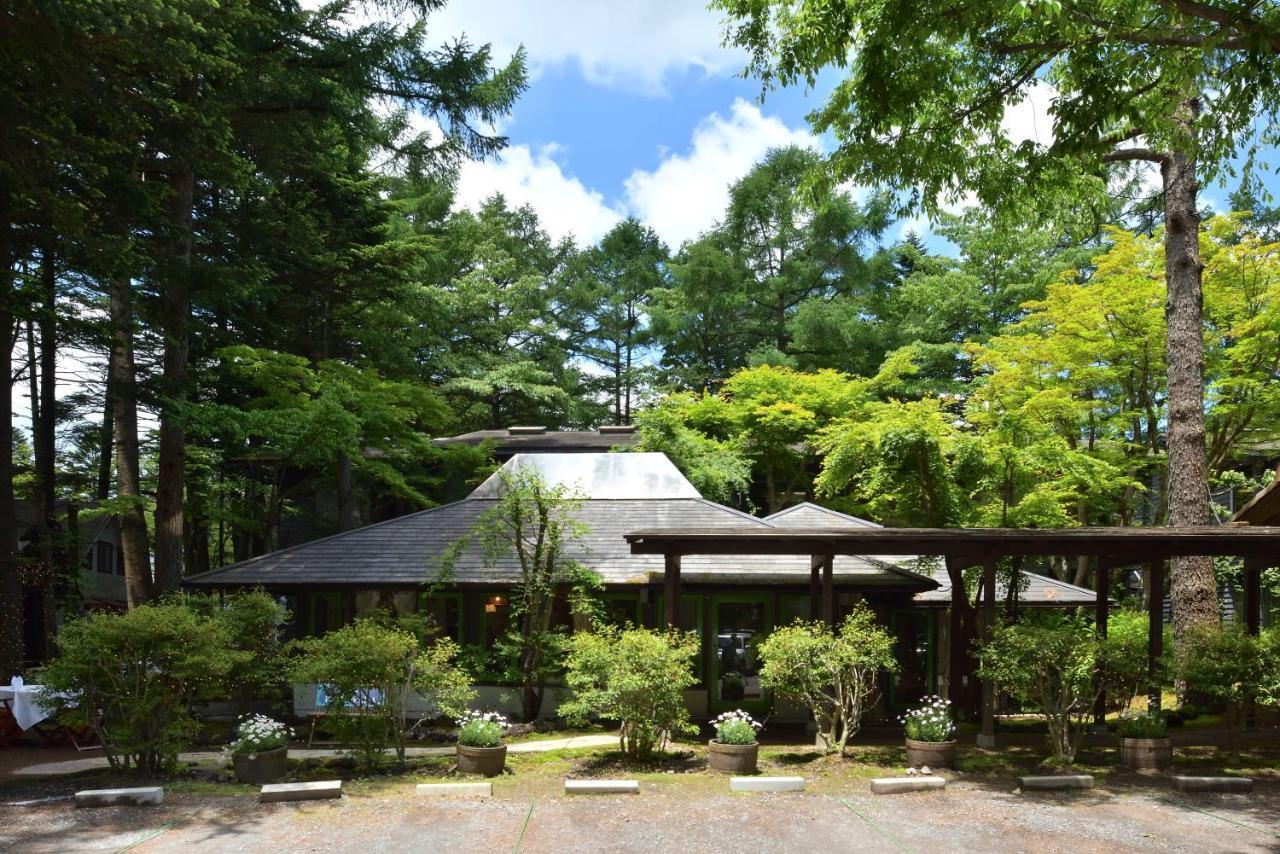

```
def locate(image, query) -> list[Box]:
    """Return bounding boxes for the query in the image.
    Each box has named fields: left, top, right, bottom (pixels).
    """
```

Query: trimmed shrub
left=1175, top=625, right=1270, bottom=763
left=289, top=620, right=474, bottom=769
left=560, top=626, right=699, bottom=758
left=1116, top=710, right=1166, bottom=739
left=40, top=603, right=242, bottom=775
left=977, top=611, right=1100, bottom=768
left=758, top=605, right=896, bottom=755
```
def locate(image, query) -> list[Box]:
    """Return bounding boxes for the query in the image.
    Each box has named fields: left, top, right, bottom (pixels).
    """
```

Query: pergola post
left=1243, top=556, right=1264, bottom=636
left=1147, top=557, right=1165, bottom=713
left=1092, top=557, right=1115, bottom=729
left=664, top=552, right=681, bottom=629
left=977, top=558, right=997, bottom=749
left=1243, top=556, right=1266, bottom=729
left=821, top=554, right=835, bottom=625
left=810, top=555, right=822, bottom=620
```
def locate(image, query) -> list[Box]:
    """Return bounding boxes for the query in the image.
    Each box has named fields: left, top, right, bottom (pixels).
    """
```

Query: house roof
left=1231, top=468, right=1280, bottom=526
left=760, top=502, right=1098, bottom=606
left=184, top=457, right=936, bottom=591
left=433, top=425, right=640, bottom=455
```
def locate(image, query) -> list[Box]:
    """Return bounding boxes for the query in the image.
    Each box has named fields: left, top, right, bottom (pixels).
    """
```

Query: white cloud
left=431, top=1, right=741, bottom=96
left=454, top=144, right=624, bottom=244
left=622, top=99, right=820, bottom=248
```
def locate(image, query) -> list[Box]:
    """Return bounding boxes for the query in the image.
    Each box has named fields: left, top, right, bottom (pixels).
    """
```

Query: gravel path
left=2, top=779, right=1277, bottom=853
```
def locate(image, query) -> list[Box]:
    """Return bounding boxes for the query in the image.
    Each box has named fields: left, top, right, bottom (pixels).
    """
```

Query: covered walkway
left=626, top=525, right=1280, bottom=746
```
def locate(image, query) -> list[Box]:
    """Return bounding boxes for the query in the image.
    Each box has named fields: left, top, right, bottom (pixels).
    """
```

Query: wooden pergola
left=626, top=526, right=1280, bottom=746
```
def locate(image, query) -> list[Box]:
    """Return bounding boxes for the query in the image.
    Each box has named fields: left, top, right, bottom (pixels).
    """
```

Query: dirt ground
left=3, top=737, right=1279, bottom=854
left=2, top=782, right=1279, bottom=854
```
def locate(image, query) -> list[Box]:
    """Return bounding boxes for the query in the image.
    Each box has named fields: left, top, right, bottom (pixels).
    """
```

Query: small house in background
left=15, top=501, right=128, bottom=663
left=432, top=424, right=640, bottom=461
left=1230, top=470, right=1280, bottom=626
left=185, top=451, right=1098, bottom=721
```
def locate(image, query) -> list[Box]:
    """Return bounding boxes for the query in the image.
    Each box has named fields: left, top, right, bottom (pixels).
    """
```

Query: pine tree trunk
left=96, top=364, right=113, bottom=500
left=1161, top=100, right=1219, bottom=645
left=35, top=247, right=58, bottom=653
left=110, top=273, right=152, bottom=607
left=153, top=163, right=194, bottom=593
left=0, top=217, right=24, bottom=677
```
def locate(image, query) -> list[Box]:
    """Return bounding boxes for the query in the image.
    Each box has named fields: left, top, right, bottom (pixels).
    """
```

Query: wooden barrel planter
left=708, top=740, right=759, bottom=774
left=1120, top=737, right=1172, bottom=772
left=905, top=737, right=957, bottom=769
left=233, top=747, right=289, bottom=784
left=456, top=744, right=507, bottom=777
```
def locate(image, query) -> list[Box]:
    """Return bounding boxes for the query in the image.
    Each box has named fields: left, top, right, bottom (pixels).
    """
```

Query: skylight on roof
left=468, top=453, right=701, bottom=500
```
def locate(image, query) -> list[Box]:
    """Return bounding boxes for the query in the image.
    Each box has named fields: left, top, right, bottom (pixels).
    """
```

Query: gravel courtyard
left=2, top=781, right=1278, bottom=854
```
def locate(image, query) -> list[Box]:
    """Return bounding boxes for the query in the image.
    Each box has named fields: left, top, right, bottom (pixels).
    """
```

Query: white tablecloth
left=0, top=685, right=56, bottom=730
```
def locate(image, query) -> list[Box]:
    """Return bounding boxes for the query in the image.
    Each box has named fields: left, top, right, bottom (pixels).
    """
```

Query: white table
left=0, top=684, right=56, bottom=731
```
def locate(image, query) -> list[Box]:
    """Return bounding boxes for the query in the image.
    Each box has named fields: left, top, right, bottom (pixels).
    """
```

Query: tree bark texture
left=1161, top=99, right=1219, bottom=644
left=110, top=273, right=153, bottom=607
left=0, top=218, right=24, bottom=677
left=153, top=163, right=194, bottom=593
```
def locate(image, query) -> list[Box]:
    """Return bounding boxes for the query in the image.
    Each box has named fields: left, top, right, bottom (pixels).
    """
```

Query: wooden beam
left=821, top=554, right=834, bottom=625
left=810, top=555, right=822, bottom=620
left=664, top=553, right=681, bottom=629
left=1093, top=559, right=1112, bottom=728
left=978, top=558, right=997, bottom=748
left=624, top=526, right=1280, bottom=558
left=1147, top=557, right=1165, bottom=713
left=1243, top=556, right=1265, bottom=636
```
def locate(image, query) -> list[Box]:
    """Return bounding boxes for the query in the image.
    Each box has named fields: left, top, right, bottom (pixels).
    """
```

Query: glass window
left=308, top=593, right=343, bottom=636
left=420, top=594, right=462, bottom=642
left=601, top=595, right=641, bottom=628
left=483, top=593, right=513, bottom=647
left=890, top=610, right=933, bottom=710
left=95, top=542, right=115, bottom=574
left=715, top=600, right=766, bottom=705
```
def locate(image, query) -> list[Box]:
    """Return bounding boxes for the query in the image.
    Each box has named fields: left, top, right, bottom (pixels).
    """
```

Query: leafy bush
left=185, top=590, right=290, bottom=712
left=457, top=710, right=508, bottom=747
left=1099, top=609, right=1164, bottom=713
left=977, top=611, right=1101, bottom=768
left=758, top=605, right=896, bottom=755
left=289, top=620, right=474, bottom=769
left=40, top=603, right=242, bottom=775
left=1116, top=710, right=1166, bottom=739
left=712, top=710, right=760, bottom=745
left=227, top=714, right=292, bottom=755
left=1174, top=625, right=1271, bottom=762
left=901, top=695, right=955, bottom=743
left=560, top=626, right=700, bottom=758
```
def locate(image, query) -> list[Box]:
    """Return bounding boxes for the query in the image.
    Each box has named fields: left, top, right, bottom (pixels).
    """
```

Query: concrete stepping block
left=415, top=782, right=491, bottom=797
left=259, top=780, right=342, bottom=803
left=730, top=776, right=805, bottom=793
left=871, top=776, right=946, bottom=795
left=1171, top=776, right=1253, bottom=794
left=564, top=779, right=639, bottom=795
left=75, top=787, right=164, bottom=807
left=1018, top=775, right=1094, bottom=791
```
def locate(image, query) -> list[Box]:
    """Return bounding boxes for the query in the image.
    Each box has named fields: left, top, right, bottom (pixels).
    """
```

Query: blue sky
left=426, top=1, right=1274, bottom=252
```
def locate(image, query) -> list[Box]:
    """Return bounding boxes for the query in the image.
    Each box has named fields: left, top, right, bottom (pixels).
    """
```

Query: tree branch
left=1101, top=147, right=1169, bottom=164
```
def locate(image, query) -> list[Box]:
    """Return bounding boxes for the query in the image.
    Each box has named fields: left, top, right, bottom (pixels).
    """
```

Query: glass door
left=710, top=595, right=771, bottom=713
left=888, top=609, right=934, bottom=711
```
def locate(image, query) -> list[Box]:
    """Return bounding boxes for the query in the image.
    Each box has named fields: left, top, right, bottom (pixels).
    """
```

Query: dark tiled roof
left=433, top=427, right=639, bottom=454
left=764, top=502, right=1097, bottom=606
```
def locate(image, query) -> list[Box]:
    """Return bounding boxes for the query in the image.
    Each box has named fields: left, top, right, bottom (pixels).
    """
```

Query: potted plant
left=455, top=710, right=509, bottom=776
left=708, top=710, right=761, bottom=774
left=227, top=714, right=292, bottom=784
left=901, top=695, right=957, bottom=769
left=1117, top=710, right=1171, bottom=771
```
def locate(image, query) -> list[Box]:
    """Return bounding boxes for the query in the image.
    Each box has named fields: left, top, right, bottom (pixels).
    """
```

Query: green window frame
left=304, top=592, right=345, bottom=637
left=600, top=592, right=644, bottom=627
left=417, top=591, right=464, bottom=643
left=887, top=608, right=936, bottom=712
left=708, top=593, right=773, bottom=715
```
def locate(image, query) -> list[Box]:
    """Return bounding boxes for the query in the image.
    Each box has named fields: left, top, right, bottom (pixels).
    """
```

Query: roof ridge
left=764, top=501, right=880, bottom=528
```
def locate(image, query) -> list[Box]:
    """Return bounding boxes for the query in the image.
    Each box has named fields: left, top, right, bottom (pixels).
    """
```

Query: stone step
left=1018, top=775, right=1094, bottom=791
left=729, top=776, right=805, bottom=793
left=74, top=787, right=164, bottom=808
left=415, top=782, right=492, bottom=797
left=564, top=779, right=639, bottom=795
left=1170, top=776, right=1253, bottom=794
left=259, top=780, right=343, bottom=803
left=871, top=776, right=946, bottom=795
